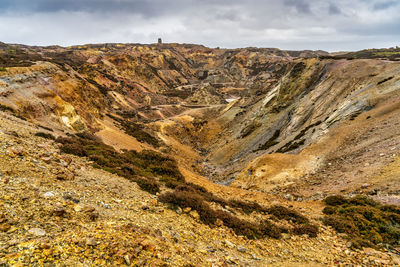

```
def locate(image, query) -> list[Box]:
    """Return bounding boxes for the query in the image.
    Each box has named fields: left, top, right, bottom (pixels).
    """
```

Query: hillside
left=0, top=42, right=399, bottom=266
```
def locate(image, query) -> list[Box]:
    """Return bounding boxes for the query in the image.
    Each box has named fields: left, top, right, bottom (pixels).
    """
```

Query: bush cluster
left=267, top=205, right=309, bottom=224
left=323, top=195, right=400, bottom=249
left=158, top=189, right=283, bottom=239
left=56, top=132, right=317, bottom=240
left=159, top=183, right=317, bottom=240
left=56, top=133, right=181, bottom=194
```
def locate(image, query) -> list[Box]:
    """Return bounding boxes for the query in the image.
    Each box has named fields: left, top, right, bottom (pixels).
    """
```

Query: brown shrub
left=324, top=195, right=348, bottom=206
left=158, top=190, right=282, bottom=239
left=267, top=205, right=309, bottom=224
left=293, top=224, right=319, bottom=237
left=60, top=143, right=87, bottom=157
left=323, top=195, right=400, bottom=248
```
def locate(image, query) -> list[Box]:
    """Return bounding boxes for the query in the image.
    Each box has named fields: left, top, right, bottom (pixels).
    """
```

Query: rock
left=361, top=183, right=370, bottom=189
left=346, top=241, right=352, bottom=248
left=140, top=240, right=155, bottom=251
left=284, top=194, right=294, bottom=201
left=124, top=254, right=131, bottom=265
left=28, top=228, right=46, bottom=236
left=252, top=254, right=261, bottom=260
left=56, top=170, right=75, bottom=181
left=282, top=233, right=291, bottom=240
left=363, top=247, right=378, bottom=255
left=40, top=242, right=51, bottom=250
left=369, top=189, right=378, bottom=195
left=64, top=194, right=80, bottom=203
left=176, top=207, right=182, bottom=214
left=86, top=238, right=98, bottom=246
left=237, top=246, right=247, bottom=253
left=0, top=223, right=11, bottom=232
left=133, top=245, right=143, bottom=256
left=103, top=203, right=111, bottom=209
left=41, top=156, right=52, bottom=164
left=10, top=147, right=24, bottom=156
left=61, top=156, right=72, bottom=165
left=224, top=240, right=235, bottom=248
left=173, top=233, right=180, bottom=242
left=43, top=191, right=55, bottom=198
left=337, top=233, right=347, bottom=238
left=189, top=210, right=200, bottom=220
left=84, top=206, right=99, bottom=221
left=54, top=207, right=66, bottom=217
left=364, top=162, right=370, bottom=167
left=74, top=204, right=83, bottom=212
left=59, top=155, right=72, bottom=166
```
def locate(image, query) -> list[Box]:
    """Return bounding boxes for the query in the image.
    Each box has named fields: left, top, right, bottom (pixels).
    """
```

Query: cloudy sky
left=0, top=0, right=399, bottom=51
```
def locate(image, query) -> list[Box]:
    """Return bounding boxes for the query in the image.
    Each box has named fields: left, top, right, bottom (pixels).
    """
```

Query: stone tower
left=158, top=38, right=162, bottom=44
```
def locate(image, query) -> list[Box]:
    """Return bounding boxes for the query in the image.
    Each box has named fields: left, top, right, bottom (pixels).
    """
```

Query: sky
left=0, top=0, right=399, bottom=51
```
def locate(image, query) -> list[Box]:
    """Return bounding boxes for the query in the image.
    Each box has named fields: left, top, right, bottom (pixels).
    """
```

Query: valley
left=0, top=42, right=399, bottom=266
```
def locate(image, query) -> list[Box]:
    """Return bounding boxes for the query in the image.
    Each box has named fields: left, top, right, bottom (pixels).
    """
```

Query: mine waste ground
left=0, top=42, right=399, bottom=266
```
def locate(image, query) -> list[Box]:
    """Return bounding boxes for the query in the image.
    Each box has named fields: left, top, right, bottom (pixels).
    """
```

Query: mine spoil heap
left=0, top=42, right=399, bottom=266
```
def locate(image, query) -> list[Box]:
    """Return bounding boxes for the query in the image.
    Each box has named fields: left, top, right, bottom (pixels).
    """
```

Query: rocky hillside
left=0, top=42, right=399, bottom=265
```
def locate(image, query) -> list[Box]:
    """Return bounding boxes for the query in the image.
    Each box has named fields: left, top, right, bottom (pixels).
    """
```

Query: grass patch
left=0, top=67, right=6, bottom=71
left=323, top=195, right=400, bottom=249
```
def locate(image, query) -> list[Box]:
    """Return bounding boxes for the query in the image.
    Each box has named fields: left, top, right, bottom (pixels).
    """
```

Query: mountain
left=0, top=42, right=399, bottom=266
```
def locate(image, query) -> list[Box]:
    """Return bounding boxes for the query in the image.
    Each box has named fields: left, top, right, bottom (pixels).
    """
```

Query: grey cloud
left=0, top=0, right=398, bottom=51
left=328, top=3, right=341, bottom=15
left=373, top=0, right=398, bottom=10
left=283, top=0, right=312, bottom=14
